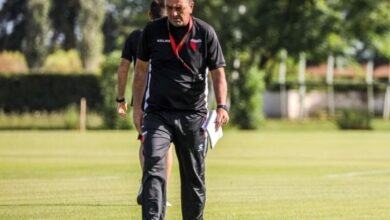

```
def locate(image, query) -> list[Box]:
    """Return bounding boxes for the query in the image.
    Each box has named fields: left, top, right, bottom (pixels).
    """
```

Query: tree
left=195, top=0, right=267, bottom=128
left=102, top=0, right=148, bottom=53
left=49, top=0, right=80, bottom=51
left=342, top=0, right=390, bottom=62
left=23, top=0, right=51, bottom=70
left=0, top=0, right=27, bottom=52
left=193, top=0, right=390, bottom=128
left=78, top=0, right=105, bottom=72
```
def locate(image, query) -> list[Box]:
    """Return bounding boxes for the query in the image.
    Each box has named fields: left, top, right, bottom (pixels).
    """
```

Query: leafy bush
left=230, top=55, right=265, bottom=129
left=42, top=49, right=83, bottom=74
left=0, top=51, right=29, bottom=74
left=336, top=108, right=372, bottom=130
left=64, top=104, right=79, bottom=129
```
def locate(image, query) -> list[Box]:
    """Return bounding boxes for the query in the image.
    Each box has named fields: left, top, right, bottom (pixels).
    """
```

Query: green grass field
left=1, top=130, right=390, bottom=219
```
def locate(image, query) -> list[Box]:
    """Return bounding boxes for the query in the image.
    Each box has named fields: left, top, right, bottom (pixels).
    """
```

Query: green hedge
left=0, top=74, right=103, bottom=113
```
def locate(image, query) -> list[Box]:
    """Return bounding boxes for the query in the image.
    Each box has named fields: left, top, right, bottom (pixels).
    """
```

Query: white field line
left=327, top=170, right=390, bottom=178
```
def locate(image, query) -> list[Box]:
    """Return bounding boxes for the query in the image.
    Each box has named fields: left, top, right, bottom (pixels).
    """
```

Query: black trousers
left=141, top=111, right=207, bottom=220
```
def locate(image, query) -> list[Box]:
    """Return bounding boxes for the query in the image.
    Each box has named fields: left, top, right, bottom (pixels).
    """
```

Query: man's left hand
left=215, top=108, right=229, bottom=130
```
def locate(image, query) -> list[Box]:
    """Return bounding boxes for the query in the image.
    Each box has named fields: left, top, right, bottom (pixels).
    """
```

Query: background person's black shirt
left=138, top=17, right=226, bottom=114
left=121, top=29, right=143, bottom=64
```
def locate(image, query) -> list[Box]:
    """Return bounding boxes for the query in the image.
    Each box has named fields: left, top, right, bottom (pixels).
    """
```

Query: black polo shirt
left=138, top=16, right=226, bottom=114
left=121, top=29, right=143, bottom=64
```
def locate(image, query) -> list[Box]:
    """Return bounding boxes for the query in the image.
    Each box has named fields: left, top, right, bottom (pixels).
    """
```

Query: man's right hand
left=117, top=102, right=128, bottom=117
left=133, top=108, right=144, bottom=134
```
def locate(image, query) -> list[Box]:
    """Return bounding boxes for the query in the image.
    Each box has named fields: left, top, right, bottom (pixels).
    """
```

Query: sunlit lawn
left=1, top=129, right=390, bottom=219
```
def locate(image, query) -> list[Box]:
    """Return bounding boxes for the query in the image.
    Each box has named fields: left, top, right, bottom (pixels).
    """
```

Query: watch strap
left=217, top=104, right=229, bottom=113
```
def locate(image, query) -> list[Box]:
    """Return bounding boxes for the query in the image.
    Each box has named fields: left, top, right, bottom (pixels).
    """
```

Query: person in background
left=133, top=0, right=229, bottom=219
left=115, top=0, right=173, bottom=207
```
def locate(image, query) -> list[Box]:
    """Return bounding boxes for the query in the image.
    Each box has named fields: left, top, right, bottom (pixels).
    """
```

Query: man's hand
left=215, top=107, right=229, bottom=130
left=117, top=101, right=128, bottom=117
left=132, top=59, right=149, bottom=134
left=133, top=108, right=144, bottom=134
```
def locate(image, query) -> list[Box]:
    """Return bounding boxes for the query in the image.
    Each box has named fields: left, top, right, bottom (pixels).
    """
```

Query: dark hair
left=150, top=0, right=164, bottom=19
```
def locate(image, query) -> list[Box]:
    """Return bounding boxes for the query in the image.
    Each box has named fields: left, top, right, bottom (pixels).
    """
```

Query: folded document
left=202, top=110, right=223, bottom=149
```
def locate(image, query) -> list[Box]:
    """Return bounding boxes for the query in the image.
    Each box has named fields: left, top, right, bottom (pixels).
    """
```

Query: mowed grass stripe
left=1, top=130, right=390, bottom=219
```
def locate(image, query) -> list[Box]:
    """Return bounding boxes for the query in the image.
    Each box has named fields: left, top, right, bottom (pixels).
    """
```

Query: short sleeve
left=206, top=27, right=226, bottom=71
left=137, top=24, right=151, bottom=62
left=121, top=29, right=143, bottom=62
left=121, top=34, right=134, bottom=62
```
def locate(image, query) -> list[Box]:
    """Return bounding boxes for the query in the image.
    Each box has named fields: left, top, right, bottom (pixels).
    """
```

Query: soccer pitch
left=1, top=130, right=390, bottom=219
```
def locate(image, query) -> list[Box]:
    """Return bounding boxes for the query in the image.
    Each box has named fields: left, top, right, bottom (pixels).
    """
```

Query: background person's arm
left=210, top=67, right=229, bottom=129
left=116, top=58, right=131, bottom=117
left=132, top=59, right=149, bottom=134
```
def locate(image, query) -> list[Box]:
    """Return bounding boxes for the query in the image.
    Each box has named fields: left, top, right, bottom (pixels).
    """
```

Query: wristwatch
left=217, top=104, right=229, bottom=113
left=116, top=97, right=126, bottom=103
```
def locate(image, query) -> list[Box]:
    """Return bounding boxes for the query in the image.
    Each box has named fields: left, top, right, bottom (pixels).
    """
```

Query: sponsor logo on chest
left=157, top=39, right=170, bottom=43
left=156, top=38, right=202, bottom=52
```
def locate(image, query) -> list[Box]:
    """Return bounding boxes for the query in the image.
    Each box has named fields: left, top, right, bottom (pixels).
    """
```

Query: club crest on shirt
left=189, top=39, right=202, bottom=52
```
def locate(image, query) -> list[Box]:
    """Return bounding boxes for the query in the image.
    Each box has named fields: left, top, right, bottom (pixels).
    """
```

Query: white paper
left=202, top=110, right=223, bottom=149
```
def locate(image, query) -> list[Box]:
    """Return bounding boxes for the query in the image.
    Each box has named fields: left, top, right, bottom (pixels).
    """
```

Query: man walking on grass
left=133, top=0, right=229, bottom=219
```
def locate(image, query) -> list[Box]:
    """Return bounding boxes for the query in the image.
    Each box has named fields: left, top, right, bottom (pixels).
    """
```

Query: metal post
left=278, top=49, right=287, bottom=118
left=80, top=97, right=87, bottom=132
left=384, top=85, right=390, bottom=120
left=326, top=54, right=335, bottom=117
left=298, top=52, right=306, bottom=120
left=366, top=60, right=374, bottom=116
left=383, top=62, right=390, bottom=120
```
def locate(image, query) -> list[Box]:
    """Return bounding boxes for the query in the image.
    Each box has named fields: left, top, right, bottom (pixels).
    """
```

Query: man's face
left=166, top=0, right=193, bottom=27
